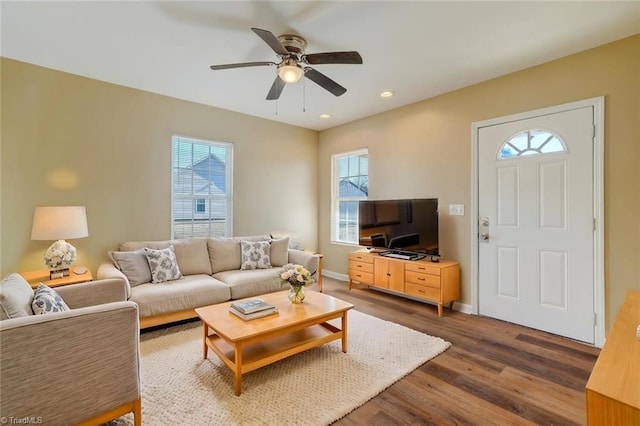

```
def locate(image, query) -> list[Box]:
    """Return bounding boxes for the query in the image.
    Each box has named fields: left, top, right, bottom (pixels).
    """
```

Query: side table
left=20, top=267, right=93, bottom=289
left=304, top=251, right=324, bottom=292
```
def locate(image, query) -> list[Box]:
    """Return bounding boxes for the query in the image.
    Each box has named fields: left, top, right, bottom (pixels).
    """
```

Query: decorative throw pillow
left=109, top=249, right=152, bottom=286
left=143, top=246, right=182, bottom=283
left=0, top=273, right=35, bottom=319
left=269, top=237, right=290, bottom=267
left=32, top=284, right=70, bottom=315
left=240, top=240, right=272, bottom=270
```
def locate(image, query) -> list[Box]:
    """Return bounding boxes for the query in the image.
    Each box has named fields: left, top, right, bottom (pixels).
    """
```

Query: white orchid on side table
left=280, top=264, right=315, bottom=304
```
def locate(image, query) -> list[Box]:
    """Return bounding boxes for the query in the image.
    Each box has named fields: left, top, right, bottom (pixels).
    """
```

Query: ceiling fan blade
left=304, top=68, right=347, bottom=97
left=304, top=51, right=363, bottom=65
left=251, top=27, right=289, bottom=56
left=266, top=76, right=286, bottom=100
left=210, top=61, right=276, bottom=71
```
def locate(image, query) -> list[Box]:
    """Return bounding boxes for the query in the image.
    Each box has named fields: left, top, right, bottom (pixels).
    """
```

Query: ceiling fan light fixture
left=278, top=63, right=304, bottom=83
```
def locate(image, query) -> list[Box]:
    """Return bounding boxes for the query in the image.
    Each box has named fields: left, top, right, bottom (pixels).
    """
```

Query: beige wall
left=1, top=58, right=318, bottom=275
left=319, top=35, right=640, bottom=330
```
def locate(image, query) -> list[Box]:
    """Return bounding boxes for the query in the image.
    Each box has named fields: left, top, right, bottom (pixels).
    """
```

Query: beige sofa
left=98, top=235, right=319, bottom=328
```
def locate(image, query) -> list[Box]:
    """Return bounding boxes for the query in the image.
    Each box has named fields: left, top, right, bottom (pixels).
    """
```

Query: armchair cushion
left=0, top=273, right=34, bottom=320
left=32, top=284, right=70, bottom=315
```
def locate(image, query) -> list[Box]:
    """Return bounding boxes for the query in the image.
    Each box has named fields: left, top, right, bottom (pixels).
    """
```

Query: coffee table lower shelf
left=202, top=317, right=348, bottom=395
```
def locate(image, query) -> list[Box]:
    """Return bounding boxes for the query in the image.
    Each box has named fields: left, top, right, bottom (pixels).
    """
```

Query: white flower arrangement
left=280, top=263, right=315, bottom=288
left=44, top=240, right=76, bottom=271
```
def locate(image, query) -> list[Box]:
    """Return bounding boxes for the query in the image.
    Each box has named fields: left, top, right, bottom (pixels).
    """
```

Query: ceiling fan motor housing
left=277, top=34, right=307, bottom=56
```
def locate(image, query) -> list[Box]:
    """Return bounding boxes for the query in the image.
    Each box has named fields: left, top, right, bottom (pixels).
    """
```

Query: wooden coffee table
left=195, top=290, right=354, bottom=395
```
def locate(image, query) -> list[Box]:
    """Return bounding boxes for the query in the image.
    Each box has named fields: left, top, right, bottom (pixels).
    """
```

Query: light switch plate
left=449, top=204, right=465, bottom=216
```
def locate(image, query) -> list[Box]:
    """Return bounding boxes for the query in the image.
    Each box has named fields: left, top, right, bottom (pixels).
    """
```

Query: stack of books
left=229, top=298, right=278, bottom=320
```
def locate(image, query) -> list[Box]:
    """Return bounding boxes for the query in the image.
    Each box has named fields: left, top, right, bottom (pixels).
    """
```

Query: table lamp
left=31, top=206, right=89, bottom=279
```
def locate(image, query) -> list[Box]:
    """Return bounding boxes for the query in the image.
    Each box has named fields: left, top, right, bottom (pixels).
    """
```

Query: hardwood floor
left=317, top=277, right=600, bottom=426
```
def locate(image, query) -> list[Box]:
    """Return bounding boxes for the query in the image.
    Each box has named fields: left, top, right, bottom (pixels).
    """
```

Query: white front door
left=478, top=106, right=595, bottom=343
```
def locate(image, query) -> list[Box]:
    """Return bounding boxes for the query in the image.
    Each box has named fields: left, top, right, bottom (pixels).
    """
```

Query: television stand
left=348, top=250, right=460, bottom=317
left=379, top=250, right=426, bottom=261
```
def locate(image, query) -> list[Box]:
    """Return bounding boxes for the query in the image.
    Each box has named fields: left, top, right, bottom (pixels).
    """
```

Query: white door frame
left=470, top=97, right=605, bottom=347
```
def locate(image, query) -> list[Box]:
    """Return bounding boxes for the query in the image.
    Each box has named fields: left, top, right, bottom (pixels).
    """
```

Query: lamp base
left=50, top=268, right=70, bottom=279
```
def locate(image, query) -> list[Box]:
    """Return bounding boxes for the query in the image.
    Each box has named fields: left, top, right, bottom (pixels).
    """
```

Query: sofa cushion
left=213, top=269, right=284, bottom=300
left=240, top=240, right=272, bottom=270
left=120, top=239, right=212, bottom=276
left=32, top=284, right=70, bottom=315
left=0, top=273, right=35, bottom=320
left=269, top=237, right=289, bottom=267
left=129, top=275, right=231, bottom=318
left=144, top=246, right=183, bottom=283
left=207, top=235, right=270, bottom=273
left=108, top=249, right=151, bottom=286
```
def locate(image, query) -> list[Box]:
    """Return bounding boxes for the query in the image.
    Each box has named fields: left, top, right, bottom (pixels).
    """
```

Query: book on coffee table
left=230, top=298, right=275, bottom=314
left=229, top=306, right=278, bottom=321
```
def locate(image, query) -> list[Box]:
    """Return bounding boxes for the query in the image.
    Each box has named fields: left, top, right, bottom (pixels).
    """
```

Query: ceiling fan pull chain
left=303, top=77, right=306, bottom=112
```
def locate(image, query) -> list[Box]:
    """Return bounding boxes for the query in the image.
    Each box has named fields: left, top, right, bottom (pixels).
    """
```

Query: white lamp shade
left=31, top=206, right=89, bottom=240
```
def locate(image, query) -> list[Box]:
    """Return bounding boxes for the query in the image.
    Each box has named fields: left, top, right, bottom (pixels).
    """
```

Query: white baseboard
left=322, top=269, right=472, bottom=315
left=322, top=270, right=349, bottom=282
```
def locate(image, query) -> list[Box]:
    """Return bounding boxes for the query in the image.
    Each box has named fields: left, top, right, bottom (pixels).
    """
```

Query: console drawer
left=405, top=282, right=440, bottom=300
left=405, top=262, right=441, bottom=276
left=349, top=270, right=374, bottom=285
left=405, top=271, right=440, bottom=288
left=349, top=253, right=374, bottom=263
left=349, top=260, right=374, bottom=274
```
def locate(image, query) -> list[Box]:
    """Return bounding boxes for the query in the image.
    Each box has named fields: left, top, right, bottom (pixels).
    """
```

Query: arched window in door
left=498, top=129, right=566, bottom=159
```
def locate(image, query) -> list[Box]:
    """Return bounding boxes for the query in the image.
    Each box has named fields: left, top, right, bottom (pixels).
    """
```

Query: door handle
left=479, top=217, right=490, bottom=244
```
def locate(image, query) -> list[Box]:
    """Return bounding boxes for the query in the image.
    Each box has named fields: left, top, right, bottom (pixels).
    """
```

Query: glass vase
left=288, top=284, right=305, bottom=304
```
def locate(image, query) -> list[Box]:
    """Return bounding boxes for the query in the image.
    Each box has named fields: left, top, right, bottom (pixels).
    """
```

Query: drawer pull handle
left=357, top=265, right=362, bottom=268
left=418, top=289, right=425, bottom=294
left=418, top=277, right=425, bottom=281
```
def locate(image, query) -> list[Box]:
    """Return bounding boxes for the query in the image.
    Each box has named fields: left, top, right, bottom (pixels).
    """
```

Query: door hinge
left=592, top=124, right=596, bottom=139
left=593, top=218, right=596, bottom=232
left=594, top=312, right=597, bottom=326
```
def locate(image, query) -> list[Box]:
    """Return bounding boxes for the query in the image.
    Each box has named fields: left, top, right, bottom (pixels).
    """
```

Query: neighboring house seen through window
left=332, top=149, right=368, bottom=244
left=172, top=136, right=233, bottom=238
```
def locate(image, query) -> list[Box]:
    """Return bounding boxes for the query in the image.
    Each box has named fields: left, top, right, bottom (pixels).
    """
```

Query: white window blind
left=172, top=135, right=233, bottom=238
left=331, top=149, right=368, bottom=244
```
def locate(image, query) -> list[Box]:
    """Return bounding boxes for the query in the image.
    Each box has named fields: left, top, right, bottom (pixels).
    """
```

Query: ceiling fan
left=210, top=27, right=363, bottom=100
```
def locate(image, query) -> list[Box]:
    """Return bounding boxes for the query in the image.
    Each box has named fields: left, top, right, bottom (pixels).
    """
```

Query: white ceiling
left=2, top=1, right=639, bottom=131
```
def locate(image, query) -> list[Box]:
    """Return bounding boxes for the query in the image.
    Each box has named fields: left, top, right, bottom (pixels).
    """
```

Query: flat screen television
left=358, top=198, right=439, bottom=257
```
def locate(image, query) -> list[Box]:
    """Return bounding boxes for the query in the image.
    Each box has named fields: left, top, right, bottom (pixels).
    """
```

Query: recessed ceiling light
left=320, top=114, right=330, bottom=119
left=380, top=91, right=394, bottom=98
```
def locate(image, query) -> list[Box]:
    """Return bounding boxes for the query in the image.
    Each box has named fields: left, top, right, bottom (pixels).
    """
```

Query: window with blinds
left=331, top=149, right=368, bottom=244
left=172, top=135, right=233, bottom=238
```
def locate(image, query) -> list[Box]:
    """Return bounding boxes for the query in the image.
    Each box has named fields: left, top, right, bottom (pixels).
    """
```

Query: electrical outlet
left=449, top=204, right=465, bottom=216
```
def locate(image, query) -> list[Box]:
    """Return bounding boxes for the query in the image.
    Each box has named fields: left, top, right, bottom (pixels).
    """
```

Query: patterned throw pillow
left=240, top=240, right=272, bottom=270
left=32, top=284, right=70, bottom=315
left=143, top=246, right=183, bottom=283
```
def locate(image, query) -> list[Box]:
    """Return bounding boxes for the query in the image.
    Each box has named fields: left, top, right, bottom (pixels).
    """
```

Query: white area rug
left=115, top=310, right=450, bottom=425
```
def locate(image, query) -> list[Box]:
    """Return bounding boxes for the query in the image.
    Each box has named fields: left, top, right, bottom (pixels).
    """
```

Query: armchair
left=0, top=278, right=141, bottom=425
